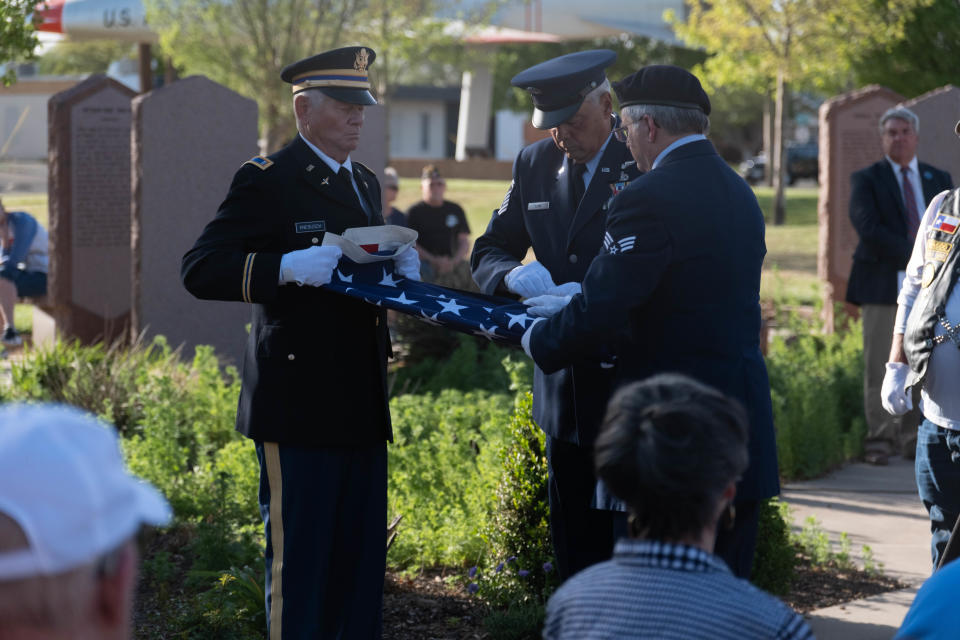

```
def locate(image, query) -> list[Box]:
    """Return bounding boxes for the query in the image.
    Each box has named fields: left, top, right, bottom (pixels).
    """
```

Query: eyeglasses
left=613, top=115, right=651, bottom=143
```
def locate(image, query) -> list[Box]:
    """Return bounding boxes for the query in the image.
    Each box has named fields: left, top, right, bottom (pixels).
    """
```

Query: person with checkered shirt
left=542, top=374, right=812, bottom=640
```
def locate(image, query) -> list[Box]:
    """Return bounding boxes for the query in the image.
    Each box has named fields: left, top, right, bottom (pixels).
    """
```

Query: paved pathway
left=781, top=456, right=931, bottom=639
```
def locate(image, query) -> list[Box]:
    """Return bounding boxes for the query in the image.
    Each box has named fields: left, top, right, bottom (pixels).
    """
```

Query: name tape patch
left=926, top=238, right=953, bottom=262
left=528, top=201, right=550, bottom=211
left=295, top=221, right=326, bottom=233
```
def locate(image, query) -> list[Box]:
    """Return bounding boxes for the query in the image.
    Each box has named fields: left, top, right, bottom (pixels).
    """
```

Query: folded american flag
left=323, top=258, right=533, bottom=346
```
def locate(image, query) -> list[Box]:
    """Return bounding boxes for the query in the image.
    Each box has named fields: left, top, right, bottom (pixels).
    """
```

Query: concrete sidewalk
left=781, top=456, right=931, bottom=639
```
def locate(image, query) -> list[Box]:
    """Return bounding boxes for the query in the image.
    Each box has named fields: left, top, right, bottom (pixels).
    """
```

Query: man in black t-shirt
left=407, top=165, right=470, bottom=281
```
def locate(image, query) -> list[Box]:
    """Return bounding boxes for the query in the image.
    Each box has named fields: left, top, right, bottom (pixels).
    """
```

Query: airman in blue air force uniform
left=182, top=46, right=421, bottom=639
left=471, top=49, right=643, bottom=580
left=521, top=65, right=780, bottom=579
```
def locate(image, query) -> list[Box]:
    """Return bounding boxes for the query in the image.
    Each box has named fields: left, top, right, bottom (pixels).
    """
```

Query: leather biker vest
left=905, top=188, right=960, bottom=388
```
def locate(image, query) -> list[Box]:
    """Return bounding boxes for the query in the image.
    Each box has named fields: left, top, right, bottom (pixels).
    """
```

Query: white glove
left=881, top=362, right=913, bottom=416
left=524, top=294, right=573, bottom=318
left=393, top=246, right=421, bottom=281
left=546, top=282, right=582, bottom=297
left=279, top=246, right=343, bottom=286
left=521, top=317, right=546, bottom=358
left=504, top=261, right=556, bottom=299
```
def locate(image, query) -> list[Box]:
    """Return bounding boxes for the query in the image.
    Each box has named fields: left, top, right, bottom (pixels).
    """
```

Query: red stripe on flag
left=360, top=243, right=379, bottom=253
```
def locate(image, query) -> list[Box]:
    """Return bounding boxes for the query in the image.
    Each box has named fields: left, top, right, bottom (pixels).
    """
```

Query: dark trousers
left=916, top=419, right=960, bottom=569
left=546, top=436, right=624, bottom=580
left=256, top=441, right=387, bottom=640
left=714, top=498, right=760, bottom=579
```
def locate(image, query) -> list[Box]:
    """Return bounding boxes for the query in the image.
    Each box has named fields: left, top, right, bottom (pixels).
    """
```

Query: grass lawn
left=3, top=179, right=822, bottom=334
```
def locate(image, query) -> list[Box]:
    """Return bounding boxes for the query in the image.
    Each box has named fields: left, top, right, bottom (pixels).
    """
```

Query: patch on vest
left=922, top=261, right=938, bottom=288
left=932, top=214, right=959, bottom=234
left=926, top=239, right=953, bottom=262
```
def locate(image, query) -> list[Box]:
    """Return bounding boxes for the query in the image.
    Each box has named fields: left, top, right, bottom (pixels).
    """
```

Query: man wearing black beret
left=521, top=65, right=781, bottom=579
left=182, top=46, right=419, bottom=638
left=471, top=50, right=643, bottom=581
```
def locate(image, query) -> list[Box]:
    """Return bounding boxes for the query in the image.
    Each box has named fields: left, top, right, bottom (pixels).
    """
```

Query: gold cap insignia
left=354, top=48, right=370, bottom=72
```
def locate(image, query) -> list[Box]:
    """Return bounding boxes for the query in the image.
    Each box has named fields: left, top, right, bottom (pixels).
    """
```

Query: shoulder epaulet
left=242, top=155, right=274, bottom=171
left=353, top=161, right=374, bottom=176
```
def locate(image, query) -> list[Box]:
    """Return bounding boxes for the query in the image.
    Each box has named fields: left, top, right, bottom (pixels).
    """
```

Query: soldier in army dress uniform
left=182, top=46, right=419, bottom=639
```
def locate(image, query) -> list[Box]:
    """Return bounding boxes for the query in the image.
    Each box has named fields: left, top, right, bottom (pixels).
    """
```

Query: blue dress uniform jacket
left=528, top=139, right=780, bottom=502
left=181, top=136, right=392, bottom=447
left=847, top=159, right=953, bottom=305
left=472, top=132, right=642, bottom=446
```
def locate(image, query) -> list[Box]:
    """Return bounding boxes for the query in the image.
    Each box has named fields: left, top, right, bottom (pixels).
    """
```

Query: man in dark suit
left=846, top=106, right=953, bottom=465
left=181, top=47, right=420, bottom=639
left=472, top=49, right=642, bottom=581
left=521, top=65, right=780, bottom=579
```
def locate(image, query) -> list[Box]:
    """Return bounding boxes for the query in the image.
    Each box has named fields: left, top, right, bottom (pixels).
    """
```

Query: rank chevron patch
left=602, top=231, right=636, bottom=254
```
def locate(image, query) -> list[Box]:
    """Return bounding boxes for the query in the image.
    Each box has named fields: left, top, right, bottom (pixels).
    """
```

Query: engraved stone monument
left=41, top=75, right=137, bottom=345
left=131, top=76, right=257, bottom=366
left=817, top=85, right=903, bottom=328
left=904, top=85, right=960, bottom=186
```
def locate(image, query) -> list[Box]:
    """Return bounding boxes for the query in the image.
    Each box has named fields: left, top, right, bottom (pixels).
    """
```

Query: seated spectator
left=0, top=198, right=49, bottom=348
left=382, top=167, right=407, bottom=227
left=543, top=374, right=813, bottom=640
left=0, top=404, right=171, bottom=639
left=406, top=165, right=470, bottom=281
left=896, top=556, right=960, bottom=639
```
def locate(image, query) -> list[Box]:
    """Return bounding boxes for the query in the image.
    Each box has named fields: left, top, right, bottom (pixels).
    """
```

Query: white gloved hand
left=279, top=246, right=343, bottom=287
left=393, top=246, right=421, bottom=281
left=546, top=282, right=582, bottom=297
left=524, top=294, right=573, bottom=318
left=521, top=317, right=546, bottom=358
left=881, top=362, right=913, bottom=416
left=504, top=261, right=556, bottom=299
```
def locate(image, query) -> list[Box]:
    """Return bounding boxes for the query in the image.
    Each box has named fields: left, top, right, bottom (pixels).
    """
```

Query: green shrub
left=767, top=312, right=865, bottom=479
left=387, top=388, right=512, bottom=568
left=391, top=334, right=526, bottom=396
left=751, top=498, right=796, bottom=595
left=473, top=392, right=557, bottom=613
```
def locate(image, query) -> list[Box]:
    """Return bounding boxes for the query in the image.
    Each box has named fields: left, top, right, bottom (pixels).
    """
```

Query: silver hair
left=621, top=103, right=710, bottom=136
left=293, top=90, right=328, bottom=134
left=584, top=78, right=612, bottom=105
left=880, top=106, right=919, bottom=133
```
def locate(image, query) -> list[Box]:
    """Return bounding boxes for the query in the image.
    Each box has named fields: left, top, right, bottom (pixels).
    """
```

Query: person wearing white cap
left=0, top=404, right=171, bottom=639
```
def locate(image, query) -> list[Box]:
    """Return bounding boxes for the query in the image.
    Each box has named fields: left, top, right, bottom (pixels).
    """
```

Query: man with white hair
left=0, top=404, right=171, bottom=639
left=472, top=49, right=642, bottom=580
left=182, top=46, right=419, bottom=639
left=847, top=106, right=952, bottom=465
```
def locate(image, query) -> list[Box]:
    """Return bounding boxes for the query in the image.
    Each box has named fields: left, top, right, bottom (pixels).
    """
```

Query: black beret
left=281, top=46, right=377, bottom=105
left=511, top=49, right=616, bottom=129
left=613, top=65, right=710, bottom=116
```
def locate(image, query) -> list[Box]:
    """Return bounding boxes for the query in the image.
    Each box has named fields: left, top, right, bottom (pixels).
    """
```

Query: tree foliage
left=491, top=34, right=706, bottom=114
left=37, top=41, right=137, bottom=76
left=851, top=0, right=960, bottom=97
left=145, top=0, right=364, bottom=152
left=670, top=0, right=932, bottom=224
left=144, top=0, right=477, bottom=153
left=0, top=0, right=42, bottom=86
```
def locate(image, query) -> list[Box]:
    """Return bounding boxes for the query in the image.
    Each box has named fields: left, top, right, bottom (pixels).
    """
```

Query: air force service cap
left=281, top=46, right=377, bottom=105
left=613, top=65, right=711, bottom=115
left=511, top=49, right=616, bottom=129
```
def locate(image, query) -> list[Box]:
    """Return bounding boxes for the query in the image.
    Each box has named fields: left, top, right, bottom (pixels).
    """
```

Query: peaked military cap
left=613, top=65, right=710, bottom=115
left=511, top=49, right=616, bottom=129
left=281, top=46, right=377, bottom=105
